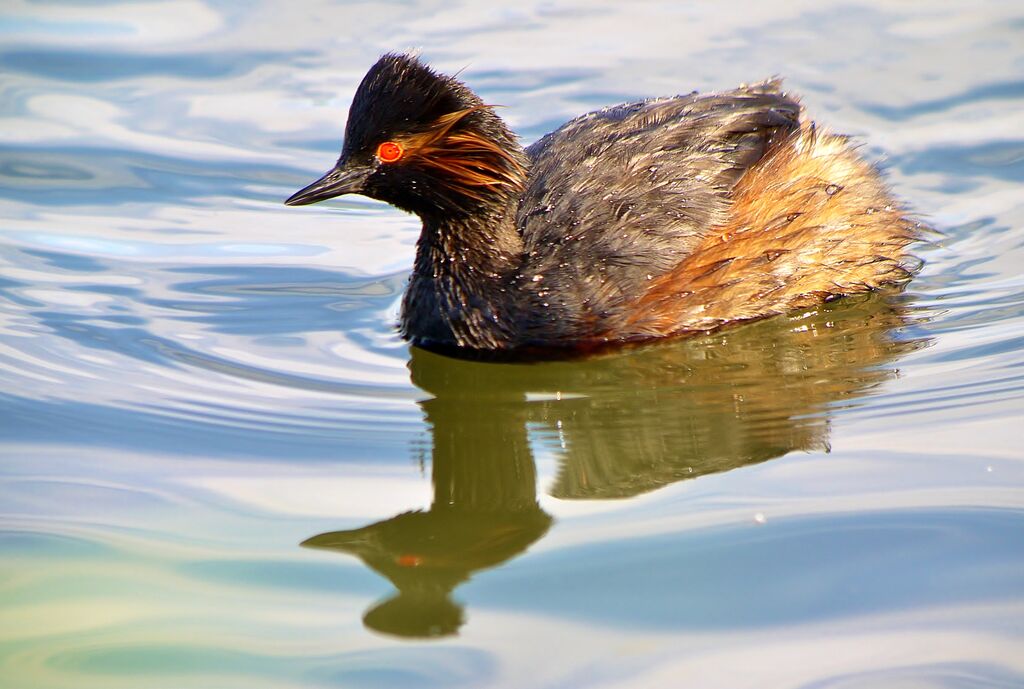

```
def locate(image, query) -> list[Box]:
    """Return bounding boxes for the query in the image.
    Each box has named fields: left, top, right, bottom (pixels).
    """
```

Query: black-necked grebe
left=286, top=53, right=920, bottom=356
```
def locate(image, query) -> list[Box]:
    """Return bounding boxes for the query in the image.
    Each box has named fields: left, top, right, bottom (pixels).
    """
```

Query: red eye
left=376, top=141, right=404, bottom=163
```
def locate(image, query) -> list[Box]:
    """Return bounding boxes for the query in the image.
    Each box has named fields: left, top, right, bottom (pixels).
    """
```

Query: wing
left=514, top=81, right=801, bottom=342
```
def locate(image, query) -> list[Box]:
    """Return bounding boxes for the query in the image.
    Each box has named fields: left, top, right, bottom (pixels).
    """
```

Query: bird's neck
left=401, top=200, right=524, bottom=350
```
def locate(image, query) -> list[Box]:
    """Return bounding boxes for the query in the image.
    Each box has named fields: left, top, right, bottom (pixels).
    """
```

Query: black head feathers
left=334, top=53, right=526, bottom=214
left=342, top=53, right=479, bottom=158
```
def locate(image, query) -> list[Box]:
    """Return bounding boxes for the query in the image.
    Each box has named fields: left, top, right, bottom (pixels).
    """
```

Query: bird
left=286, top=53, right=920, bottom=358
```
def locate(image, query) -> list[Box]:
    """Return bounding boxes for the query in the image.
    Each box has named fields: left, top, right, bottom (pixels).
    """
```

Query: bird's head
left=285, top=53, right=526, bottom=218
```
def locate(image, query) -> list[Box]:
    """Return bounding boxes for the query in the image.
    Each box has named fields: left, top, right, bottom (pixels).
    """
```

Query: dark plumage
left=286, top=53, right=921, bottom=357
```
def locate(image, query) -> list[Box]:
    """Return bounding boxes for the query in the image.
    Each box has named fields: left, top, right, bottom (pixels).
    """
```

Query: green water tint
left=304, top=292, right=922, bottom=638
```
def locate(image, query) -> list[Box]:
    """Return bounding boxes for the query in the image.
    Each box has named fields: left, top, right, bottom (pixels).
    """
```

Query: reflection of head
left=363, top=590, right=464, bottom=639
left=303, top=507, right=553, bottom=639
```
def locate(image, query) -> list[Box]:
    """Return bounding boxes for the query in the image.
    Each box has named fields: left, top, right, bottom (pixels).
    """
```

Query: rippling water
left=3, top=1, right=1023, bottom=687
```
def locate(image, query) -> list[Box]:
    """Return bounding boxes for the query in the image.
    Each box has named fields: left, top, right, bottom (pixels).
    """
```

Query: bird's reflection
left=303, top=292, right=922, bottom=637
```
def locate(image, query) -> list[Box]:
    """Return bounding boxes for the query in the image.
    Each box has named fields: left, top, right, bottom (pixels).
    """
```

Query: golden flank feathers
left=621, top=124, right=922, bottom=339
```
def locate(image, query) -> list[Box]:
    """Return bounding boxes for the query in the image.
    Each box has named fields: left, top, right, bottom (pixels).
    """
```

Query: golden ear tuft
left=398, top=105, right=526, bottom=200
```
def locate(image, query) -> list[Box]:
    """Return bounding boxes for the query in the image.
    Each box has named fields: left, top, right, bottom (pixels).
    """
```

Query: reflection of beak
left=284, top=162, right=371, bottom=206
left=300, top=531, right=371, bottom=551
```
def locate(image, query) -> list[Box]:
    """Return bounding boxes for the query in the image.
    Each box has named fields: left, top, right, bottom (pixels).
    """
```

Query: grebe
left=286, top=53, right=920, bottom=357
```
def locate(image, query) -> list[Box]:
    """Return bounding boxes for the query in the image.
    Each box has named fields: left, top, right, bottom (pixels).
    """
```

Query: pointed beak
left=284, top=162, right=371, bottom=206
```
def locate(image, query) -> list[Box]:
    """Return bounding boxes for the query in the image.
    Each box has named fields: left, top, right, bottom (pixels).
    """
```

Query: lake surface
left=2, top=1, right=1023, bottom=687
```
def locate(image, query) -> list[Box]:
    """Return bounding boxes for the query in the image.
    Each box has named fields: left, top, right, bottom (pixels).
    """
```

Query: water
left=2, top=1, right=1023, bottom=687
